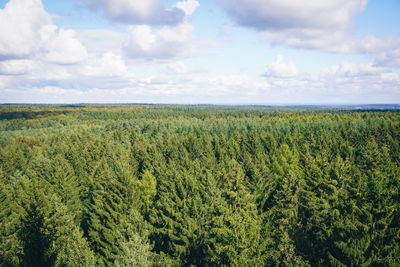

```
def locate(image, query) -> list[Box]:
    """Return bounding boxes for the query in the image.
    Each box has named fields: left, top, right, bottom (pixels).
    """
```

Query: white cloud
left=213, top=0, right=399, bottom=54
left=0, top=59, right=73, bottom=91
left=82, top=52, right=129, bottom=77
left=164, top=61, right=205, bottom=75
left=26, top=62, right=72, bottom=81
left=318, top=62, right=400, bottom=99
left=263, top=30, right=399, bottom=54
left=323, top=62, right=385, bottom=77
left=0, top=50, right=135, bottom=96
left=123, top=22, right=195, bottom=59
left=38, top=86, right=78, bottom=95
left=0, top=60, right=36, bottom=75
left=213, top=0, right=367, bottom=31
left=0, top=0, right=87, bottom=63
left=174, top=0, right=200, bottom=16
left=0, top=0, right=50, bottom=59
left=247, top=55, right=398, bottom=103
left=0, top=75, right=13, bottom=90
left=374, top=48, right=400, bottom=68
left=2, top=60, right=400, bottom=104
left=165, top=61, right=191, bottom=74
left=77, top=0, right=200, bottom=60
left=380, top=72, right=399, bottom=82
left=79, top=0, right=186, bottom=25
left=39, top=25, right=88, bottom=64
left=265, top=55, right=299, bottom=78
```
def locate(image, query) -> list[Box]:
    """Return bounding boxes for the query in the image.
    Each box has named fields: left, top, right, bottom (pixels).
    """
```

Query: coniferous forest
left=0, top=105, right=399, bottom=266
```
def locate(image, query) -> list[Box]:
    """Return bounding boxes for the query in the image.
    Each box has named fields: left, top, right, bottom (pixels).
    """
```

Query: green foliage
left=115, top=210, right=157, bottom=267
left=19, top=202, right=52, bottom=267
left=0, top=105, right=399, bottom=266
left=44, top=196, right=96, bottom=267
left=137, top=169, right=157, bottom=210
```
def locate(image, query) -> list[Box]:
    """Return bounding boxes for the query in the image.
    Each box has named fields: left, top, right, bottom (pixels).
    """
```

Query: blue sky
left=0, top=0, right=399, bottom=104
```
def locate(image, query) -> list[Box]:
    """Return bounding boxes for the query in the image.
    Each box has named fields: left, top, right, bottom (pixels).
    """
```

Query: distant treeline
left=0, top=106, right=399, bottom=266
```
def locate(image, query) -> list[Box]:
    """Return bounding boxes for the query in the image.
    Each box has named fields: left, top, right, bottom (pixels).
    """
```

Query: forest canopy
left=0, top=105, right=399, bottom=266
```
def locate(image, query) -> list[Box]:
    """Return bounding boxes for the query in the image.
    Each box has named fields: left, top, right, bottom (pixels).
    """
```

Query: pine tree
left=82, top=147, right=136, bottom=266
left=0, top=170, right=24, bottom=266
left=19, top=202, right=52, bottom=267
left=266, top=144, right=309, bottom=266
left=206, top=159, right=263, bottom=266
left=44, top=196, right=96, bottom=267
left=115, top=209, right=157, bottom=267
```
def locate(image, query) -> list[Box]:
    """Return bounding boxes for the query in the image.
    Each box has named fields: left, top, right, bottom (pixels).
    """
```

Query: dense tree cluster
left=0, top=105, right=399, bottom=266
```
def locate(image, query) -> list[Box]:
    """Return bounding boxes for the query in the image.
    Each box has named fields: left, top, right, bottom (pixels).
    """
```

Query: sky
left=0, top=0, right=399, bottom=104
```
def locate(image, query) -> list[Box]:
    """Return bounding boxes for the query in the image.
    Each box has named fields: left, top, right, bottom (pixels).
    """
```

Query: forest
left=0, top=104, right=399, bottom=266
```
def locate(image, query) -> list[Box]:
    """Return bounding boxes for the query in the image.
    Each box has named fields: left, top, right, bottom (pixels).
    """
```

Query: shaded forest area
left=0, top=105, right=399, bottom=266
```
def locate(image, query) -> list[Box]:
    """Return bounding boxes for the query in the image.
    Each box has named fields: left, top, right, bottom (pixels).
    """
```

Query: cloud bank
left=2, top=53, right=399, bottom=104
left=0, top=0, right=399, bottom=104
left=213, top=0, right=399, bottom=54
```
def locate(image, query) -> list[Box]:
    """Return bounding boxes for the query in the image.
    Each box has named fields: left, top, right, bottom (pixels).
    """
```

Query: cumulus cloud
left=82, top=52, right=129, bottom=77
left=39, top=25, right=87, bottom=64
left=0, top=0, right=87, bottom=63
left=0, top=0, right=398, bottom=104
left=265, top=55, right=299, bottom=78
left=0, top=0, right=49, bottom=59
left=213, top=0, right=367, bottom=31
left=213, top=0, right=399, bottom=54
left=123, top=22, right=195, bottom=59
left=77, top=0, right=200, bottom=60
left=79, top=0, right=195, bottom=25
left=0, top=60, right=36, bottom=75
